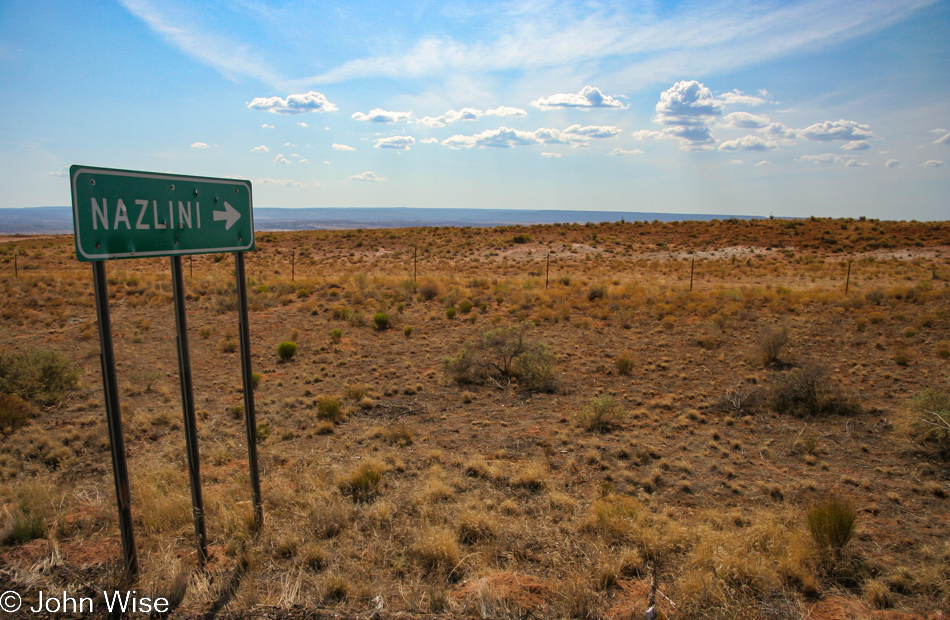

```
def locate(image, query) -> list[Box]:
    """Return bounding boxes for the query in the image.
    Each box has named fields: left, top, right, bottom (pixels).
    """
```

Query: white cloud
left=718, top=135, right=778, bottom=151
left=800, top=119, right=873, bottom=142
left=417, top=105, right=528, bottom=127
left=191, top=142, right=210, bottom=149
left=420, top=138, right=439, bottom=144
left=796, top=153, right=842, bottom=164
left=630, top=130, right=665, bottom=141
left=562, top=124, right=622, bottom=139
left=350, top=171, right=386, bottom=182
left=761, top=123, right=798, bottom=139
left=729, top=160, right=744, bottom=165
left=47, top=167, right=68, bottom=177
left=375, top=136, right=416, bottom=150
left=931, top=128, right=949, bottom=134
left=332, top=143, right=355, bottom=151
left=297, top=122, right=308, bottom=128
left=297, top=158, right=310, bottom=164
left=840, top=140, right=872, bottom=150
left=933, top=132, right=950, bottom=145
left=487, top=106, right=527, bottom=117
left=251, top=145, right=270, bottom=152
left=653, top=81, right=722, bottom=149
left=247, top=91, right=337, bottom=115
left=719, top=90, right=767, bottom=106
left=323, top=161, right=330, bottom=165
left=532, top=85, right=627, bottom=110
left=442, top=127, right=541, bottom=149
left=846, top=159, right=868, bottom=167
left=921, top=160, right=944, bottom=167
left=541, top=152, right=562, bottom=158
left=754, top=160, right=772, bottom=167
left=441, top=125, right=620, bottom=149
left=885, top=159, right=900, bottom=168
left=254, top=178, right=324, bottom=187
left=609, top=148, right=643, bottom=156
left=261, top=124, right=274, bottom=129
left=721, top=112, right=770, bottom=129
left=352, top=109, right=412, bottom=123
left=655, top=81, right=722, bottom=126
left=274, top=154, right=292, bottom=164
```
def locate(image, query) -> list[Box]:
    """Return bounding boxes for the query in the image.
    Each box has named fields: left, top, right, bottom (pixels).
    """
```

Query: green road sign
left=70, top=165, right=254, bottom=261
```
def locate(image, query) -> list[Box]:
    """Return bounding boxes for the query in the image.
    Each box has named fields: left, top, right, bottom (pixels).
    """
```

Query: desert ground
left=1, top=217, right=948, bottom=619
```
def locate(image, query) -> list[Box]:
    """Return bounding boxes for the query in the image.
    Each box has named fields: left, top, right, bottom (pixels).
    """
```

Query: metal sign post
left=71, top=165, right=261, bottom=575
left=92, top=261, right=138, bottom=578
left=171, top=255, right=208, bottom=565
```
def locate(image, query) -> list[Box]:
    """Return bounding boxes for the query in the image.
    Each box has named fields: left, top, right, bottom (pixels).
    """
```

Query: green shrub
left=446, top=307, right=457, bottom=319
left=251, top=372, right=262, bottom=391
left=373, top=312, right=390, bottom=330
left=512, top=234, right=530, bottom=244
left=575, top=395, right=626, bottom=432
left=418, top=282, right=440, bottom=301
left=0, top=349, right=80, bottom=406
left=443, top=323, right=556, bottom=392
left=588, top=286, right=607, bottom=301
left=317, top=396, right=344, bottom=422
left=329, top=329, right=343, bottom=342
left=768, top=362, right=860, bottom=417
left=458, top=299, right=474, bottom=314
left=909, top=388, right=950, bottom=460
left=807, top=498, right=856, bottom=554
left=277, top=341, right=298, bottom=361
left=615, top=354, right=634, bottom=376
left=0, top=394, right=37, bottom=432
left=256, top=423, right=271, bottom=441
left=403, top=326, right=414, bottom=338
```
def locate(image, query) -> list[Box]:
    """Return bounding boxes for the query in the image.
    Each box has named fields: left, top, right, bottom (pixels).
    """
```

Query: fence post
left=292, top=250, right=295, bottom=282
left=545, top=253, right=550, bottom=290
left=845, top=260, right=852, bottom=295
left=689, top=258, right=694, bottom=292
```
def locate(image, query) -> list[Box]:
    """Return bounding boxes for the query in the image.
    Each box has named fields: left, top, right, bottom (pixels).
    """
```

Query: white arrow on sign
left=212, top=202, right=241, bottom=230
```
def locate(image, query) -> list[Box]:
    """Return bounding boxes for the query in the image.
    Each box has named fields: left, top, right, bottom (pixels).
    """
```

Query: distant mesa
left=0, top=206, right=762, bottom=235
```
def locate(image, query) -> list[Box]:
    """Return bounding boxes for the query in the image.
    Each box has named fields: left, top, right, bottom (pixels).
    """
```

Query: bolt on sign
left=70, top=165, right=254, bottom=261
left=70, top=165, right=263, bottom=579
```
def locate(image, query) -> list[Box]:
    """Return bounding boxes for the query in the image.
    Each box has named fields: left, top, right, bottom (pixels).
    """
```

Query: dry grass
left=1, top=219, right=949, bottom=618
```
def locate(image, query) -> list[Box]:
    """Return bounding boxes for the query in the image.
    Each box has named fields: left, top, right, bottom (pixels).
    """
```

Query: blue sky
left=0, top=0, right=947, bottom=219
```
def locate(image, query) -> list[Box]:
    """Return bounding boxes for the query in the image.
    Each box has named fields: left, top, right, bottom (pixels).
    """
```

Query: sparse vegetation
left=575, top=395, right=626, bottom=432
left=909, top=388, right=950, bottom=460
left=277, top=341, right=298, bottom=360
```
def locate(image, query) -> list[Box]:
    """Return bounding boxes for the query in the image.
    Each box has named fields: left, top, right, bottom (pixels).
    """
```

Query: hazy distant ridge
left=0, top=206, right=762, bottom=235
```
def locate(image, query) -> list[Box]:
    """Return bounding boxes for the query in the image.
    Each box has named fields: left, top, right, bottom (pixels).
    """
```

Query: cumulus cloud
left=352, top=108, right=412, bottom=123
left=609, top=148, right=643, bottom=156
left=417, top=105, right=528, bottom=127
left=653, top=81, right=722, bottom=149
left=191, top=142, right=210, bottom=149
left=332, top=143, right=355, bottom=151
left=532, top=85, right=627, bottom=110
left=761, top=123, right=798, bottom=139
left=729, top=160, right=744, bottom=165
left=562, top=124, right=622, bottom=139
left=841, top=140, right=871, bottom=150
left=630, top=130, right=665, bottom=141
left=487, top=106, right=527, bottom=117
left=846, top=159, right=868, bottom=167
left=933, top=132, right=950, bottom=145
left=274, top=154, right=292, bottom=164
left=921, top=160, right=944, bottom=167
left=718, top=135, right=778, bottom=151
left=47, top=167, right=68, bottom=177
left=254, top=178, right=324, bottom=188
left=248, top=91, right=337, bottom=115
left=655, top=81, right=723, bottom=126
left=800, top=119, right=873, bottom=142
left=251, top=145, right=270, bottom=152
left=420, top=138, right=439, bottom=144
left=796, top=153, right=842, bottom=164
left=297, top=122, right=307, bottom=128
left=374, top=136, right=416, bottom=150
left=349, top=171, right=386, bottom=182
left=718, top=90, right=767, bottom=106
left=541, top=152, right=562, bottom=158
left=441, top=125, right=620, bottom=149
left=721, top=112, right=770, bottom=129
left=754, top=160, right=772, bottom=167
left=261, top=124, right=274, bottom=129
left=885, top=159, right=900, bottom=168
